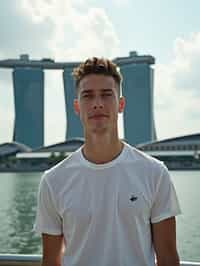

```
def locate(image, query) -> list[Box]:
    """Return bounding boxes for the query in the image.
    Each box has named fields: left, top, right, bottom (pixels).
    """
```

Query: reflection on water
left=0, top=173, right=42, bottom=254
left=0, top=171, right=200, bottom=262
left=172, top=171, right=200, bottom=261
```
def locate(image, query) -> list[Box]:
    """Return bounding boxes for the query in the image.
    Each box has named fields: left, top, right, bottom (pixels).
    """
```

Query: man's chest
left=58, top=174, right=151, bottom=227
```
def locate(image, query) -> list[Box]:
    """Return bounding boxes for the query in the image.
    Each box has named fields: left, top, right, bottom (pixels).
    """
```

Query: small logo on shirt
left=130, top=195, right=138, bottom=202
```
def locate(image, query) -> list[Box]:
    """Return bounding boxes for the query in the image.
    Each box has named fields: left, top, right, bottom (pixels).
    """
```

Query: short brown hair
left=72, top=57, right=122, bottom=95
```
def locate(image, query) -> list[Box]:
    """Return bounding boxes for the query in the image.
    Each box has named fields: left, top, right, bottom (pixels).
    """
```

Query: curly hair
left=72, top=57, right=122, bottom=95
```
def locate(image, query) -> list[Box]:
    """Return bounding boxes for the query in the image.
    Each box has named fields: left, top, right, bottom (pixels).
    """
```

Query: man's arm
left=151, top=217, right=180, bottom=266
left=41, top=234, right=65, bottom=266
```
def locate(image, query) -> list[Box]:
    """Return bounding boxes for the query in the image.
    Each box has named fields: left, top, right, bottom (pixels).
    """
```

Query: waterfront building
left=1, top=134, right=200, bottom=171
left=13, top=67, right=44, bottom=148
left=137, top=133, right=200, bottom=170
left=115, top=51, right=156, bottom=145
left=63, top=66, right=83, bottom=139
left=1, top=52, right=156, bottom=146
left=0, top=142, right=31, bottom=158
left=33, top=137, right=84, bottom=153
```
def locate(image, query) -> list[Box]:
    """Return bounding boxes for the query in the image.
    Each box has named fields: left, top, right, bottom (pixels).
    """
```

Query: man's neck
left=82, top=134, right=124, bottom=164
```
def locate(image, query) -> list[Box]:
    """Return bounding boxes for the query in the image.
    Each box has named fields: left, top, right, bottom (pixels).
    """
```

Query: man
left=34, top=57, right=181, bottom=266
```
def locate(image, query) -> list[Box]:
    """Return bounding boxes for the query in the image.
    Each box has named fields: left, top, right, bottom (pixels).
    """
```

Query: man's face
left=74, top=74, right=125, bottom=135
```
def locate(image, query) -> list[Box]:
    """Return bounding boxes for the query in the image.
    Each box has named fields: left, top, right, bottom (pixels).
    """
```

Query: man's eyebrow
left=101, top=89, right=113, bottom=92
left=81, top=88, right=113, bottom=95
left=81, top=88, right=113, bottom=94
left=80, top=89, right=92, bottom=94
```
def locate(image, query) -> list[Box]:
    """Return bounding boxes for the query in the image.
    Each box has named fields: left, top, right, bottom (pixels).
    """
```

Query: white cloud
left=21, top=0, right=120, bottom=60
left=155, top=32, right=200, bottom=140
left=0, top=70, right=14, bottom=142
left=172, top=32, right=200, bottom=94
left=0, top=110, right=14, bottom=142
left=60, top=8, right=120, bottom=60
left=0, top=0, right=120, bottom=144
left=0, top=1, right=53, bottom=59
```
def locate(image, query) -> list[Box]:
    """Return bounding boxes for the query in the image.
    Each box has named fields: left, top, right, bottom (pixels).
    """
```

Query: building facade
left=3, top=52, right=156, bottom=147
left=63, top=65, right=83, bottom=139
left=115, top=51, right=156, bottom=145
left=13, top=67, right=44, bottom=148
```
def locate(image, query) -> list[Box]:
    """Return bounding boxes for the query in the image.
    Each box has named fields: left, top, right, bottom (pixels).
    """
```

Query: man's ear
left=73, top=99, right=80, bottom=115
left=118, top=96, right=125, bottom=113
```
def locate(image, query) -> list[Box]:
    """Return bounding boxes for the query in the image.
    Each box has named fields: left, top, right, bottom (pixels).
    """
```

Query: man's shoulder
left=126, top=143, right=163, bottom=164
left=125, top=143, right=169, bottom=186
left=125, top=142, right=166, bottom=173
left=43, top=148, right=81, bottom=184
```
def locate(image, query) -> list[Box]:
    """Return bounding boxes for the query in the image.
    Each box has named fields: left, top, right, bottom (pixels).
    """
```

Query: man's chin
left=88, top=126, right=108, bottom=135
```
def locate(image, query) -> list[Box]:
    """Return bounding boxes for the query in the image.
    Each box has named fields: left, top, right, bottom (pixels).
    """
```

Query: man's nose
left=93, top=96, right=104, bottom=109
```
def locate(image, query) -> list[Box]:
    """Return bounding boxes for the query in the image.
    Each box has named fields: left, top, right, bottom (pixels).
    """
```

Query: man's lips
left=89, top=114, right=108, bottom=119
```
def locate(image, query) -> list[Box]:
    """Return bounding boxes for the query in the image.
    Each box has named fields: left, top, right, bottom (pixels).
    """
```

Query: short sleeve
left=34, top=173, right=63, bottom=235
left=151, top=165, right=181, bottom=223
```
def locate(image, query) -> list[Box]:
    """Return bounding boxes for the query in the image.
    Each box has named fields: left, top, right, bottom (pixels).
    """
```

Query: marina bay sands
left=0, top=51, right=156, bottom=148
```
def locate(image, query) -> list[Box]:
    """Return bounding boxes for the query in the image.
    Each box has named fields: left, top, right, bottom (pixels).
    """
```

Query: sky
left=0, top=0, right=200, bottom=146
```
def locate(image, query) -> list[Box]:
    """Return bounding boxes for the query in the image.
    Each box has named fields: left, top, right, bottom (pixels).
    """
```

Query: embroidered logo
left=130, top=195, right=138, bottom=202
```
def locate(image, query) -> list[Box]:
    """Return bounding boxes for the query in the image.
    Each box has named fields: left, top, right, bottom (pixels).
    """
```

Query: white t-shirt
left=34, top=142, right=181, bottom=266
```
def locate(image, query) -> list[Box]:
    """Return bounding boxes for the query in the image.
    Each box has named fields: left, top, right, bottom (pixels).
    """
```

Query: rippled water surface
left=0, top=172, right=41, bottom=254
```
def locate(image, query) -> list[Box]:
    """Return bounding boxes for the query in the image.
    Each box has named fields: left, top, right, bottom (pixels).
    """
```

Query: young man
left=35, top=57, right=181, bottom=266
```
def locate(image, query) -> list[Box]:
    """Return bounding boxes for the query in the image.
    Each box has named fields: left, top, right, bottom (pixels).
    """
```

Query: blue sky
left=0, top=0, right=200, bottom=145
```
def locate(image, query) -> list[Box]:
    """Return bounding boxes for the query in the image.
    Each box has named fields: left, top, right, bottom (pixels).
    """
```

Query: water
left=172, top=171, right=200, bottom=261
left=0, top=171, right=199, bottom=262
left=0, top=172, right=41, bottom=254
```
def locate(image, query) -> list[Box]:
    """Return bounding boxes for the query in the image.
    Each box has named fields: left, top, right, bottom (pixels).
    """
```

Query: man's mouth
left=89, top=114, right=108, bottom=119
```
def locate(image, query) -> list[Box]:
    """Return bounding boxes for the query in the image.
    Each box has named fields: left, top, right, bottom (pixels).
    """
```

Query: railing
left=0, top=254, right=41, bottom=266
left=0, top=254, right=200, bottom=266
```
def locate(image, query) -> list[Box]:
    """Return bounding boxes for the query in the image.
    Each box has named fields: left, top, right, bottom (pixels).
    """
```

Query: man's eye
left=102, top=93, right=112, bottom=97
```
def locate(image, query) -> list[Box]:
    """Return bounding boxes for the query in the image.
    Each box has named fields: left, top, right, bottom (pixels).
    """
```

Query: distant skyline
left=0, top=0, right=200, bottom=145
